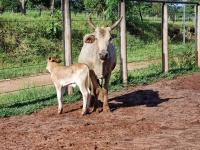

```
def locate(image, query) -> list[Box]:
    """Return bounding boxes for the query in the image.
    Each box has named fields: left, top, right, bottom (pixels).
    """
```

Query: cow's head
left=86, top=15, right=123, bottom=60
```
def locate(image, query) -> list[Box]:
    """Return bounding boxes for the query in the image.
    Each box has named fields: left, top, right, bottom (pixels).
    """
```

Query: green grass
left=0, top=85, right=82, bottom=117
left=0, top=64, right=47, bottom=79
left=128, top=63, right=200, bottom=86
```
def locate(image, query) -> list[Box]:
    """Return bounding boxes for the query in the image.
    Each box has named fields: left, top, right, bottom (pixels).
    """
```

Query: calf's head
left=46, top=57, right=62, bottom=72
left=86, top=15, right=123, bottom=60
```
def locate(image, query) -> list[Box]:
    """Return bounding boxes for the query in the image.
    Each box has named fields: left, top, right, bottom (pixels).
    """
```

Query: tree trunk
left=39, top=7, right=42, bottom=16
left=50, top=0, right=55, bottom=16
left=138, top=6, right=143, bottom=22
left=20, top=0, right=27, bottom=15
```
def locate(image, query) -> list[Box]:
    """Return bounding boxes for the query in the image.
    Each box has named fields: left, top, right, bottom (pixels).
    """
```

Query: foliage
left=29, top=0, right=51, bottom=8
left=84, top=0, right=106, bottom=14
left=0, top=11, right=63, bottom=73
left=169, top=43, right=195, bottom=69
left=71, top=0, right=84, bottom=12
left=0, top=0, right=21, bottom=12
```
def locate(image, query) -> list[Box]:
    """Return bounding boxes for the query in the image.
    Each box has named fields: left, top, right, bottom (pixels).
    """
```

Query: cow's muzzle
left=99, top=52, right=108, bottom=60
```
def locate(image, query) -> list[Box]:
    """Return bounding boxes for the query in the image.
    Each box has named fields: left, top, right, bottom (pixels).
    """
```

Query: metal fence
left=0, top=8, right=196, bottom=96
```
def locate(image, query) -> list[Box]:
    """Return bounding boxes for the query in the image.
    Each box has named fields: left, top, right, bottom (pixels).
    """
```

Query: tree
left=71, top=0, right=84, bottom=13
left=50, top=0, right=54, bottom=16
left=84, top=0, right=106, bottom=17
left=152, top=2, right=162, bottom=17
left=29, top=0, right=50, bottom=16
left=0, top=0, right=21, bottom=12
left=20, top=0, right=28, bottom=15
left=105, top=0, right=149, bottom=22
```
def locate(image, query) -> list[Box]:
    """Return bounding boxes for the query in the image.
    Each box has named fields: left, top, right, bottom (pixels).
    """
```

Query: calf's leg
left=78, top=82, right=91, bottom=115
left=56, top=86, right=64, bottom=114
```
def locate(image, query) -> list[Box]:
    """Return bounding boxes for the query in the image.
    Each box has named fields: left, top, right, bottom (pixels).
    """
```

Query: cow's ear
left=85, top=35, right=96, bottom=43
left=111, top=34, right=117, bottom=39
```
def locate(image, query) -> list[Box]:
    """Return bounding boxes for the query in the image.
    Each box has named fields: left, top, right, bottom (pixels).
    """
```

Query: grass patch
left=128, top=62, right=200, bottom=86
left=0, top=85, right=81, bottom=117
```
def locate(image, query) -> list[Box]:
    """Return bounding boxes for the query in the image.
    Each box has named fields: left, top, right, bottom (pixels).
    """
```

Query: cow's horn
left=88, top=14, right=96, bottom=29
left=110, top=16, right=123, bottom=30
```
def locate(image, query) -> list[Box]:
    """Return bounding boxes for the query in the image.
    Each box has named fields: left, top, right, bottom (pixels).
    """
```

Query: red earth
left=0, top=72, right=200, bottom=150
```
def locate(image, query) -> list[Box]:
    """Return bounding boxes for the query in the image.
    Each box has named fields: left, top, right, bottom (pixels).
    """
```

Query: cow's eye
left=95, top=38, right=98, bottom=41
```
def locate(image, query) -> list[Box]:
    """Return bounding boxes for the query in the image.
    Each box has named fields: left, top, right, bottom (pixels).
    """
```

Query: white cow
left=46, top=57, right=91, bottom=115
left=78, top=15, right=122, bottom=112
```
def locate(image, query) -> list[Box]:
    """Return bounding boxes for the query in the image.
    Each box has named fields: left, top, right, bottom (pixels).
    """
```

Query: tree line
left=0, top=0, right=197, bottom=21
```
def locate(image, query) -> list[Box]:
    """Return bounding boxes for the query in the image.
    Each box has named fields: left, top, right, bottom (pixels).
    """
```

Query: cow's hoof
left=95, top=108, right=102, bottom=113
left=103, top=107, right=111, bottom=113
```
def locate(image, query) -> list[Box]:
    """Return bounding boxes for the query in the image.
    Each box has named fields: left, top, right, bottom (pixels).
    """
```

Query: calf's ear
left=85, top=35, right=96, bottom=43
left=48, top=57, right=57, bottom=62
left=48, top=57, right=52, bottom=61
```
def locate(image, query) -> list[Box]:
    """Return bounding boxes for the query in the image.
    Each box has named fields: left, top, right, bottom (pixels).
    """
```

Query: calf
left=46, top=57, right=91, bottom=115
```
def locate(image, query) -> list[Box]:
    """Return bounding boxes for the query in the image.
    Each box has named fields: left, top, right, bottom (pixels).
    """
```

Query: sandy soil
left=0, top=73, right=51, bottom=94
left=0, top=72, right=200, bottom=150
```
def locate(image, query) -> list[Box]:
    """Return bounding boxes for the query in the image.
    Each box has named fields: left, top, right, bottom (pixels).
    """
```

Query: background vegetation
left=0, top=0, right=200, bottom=117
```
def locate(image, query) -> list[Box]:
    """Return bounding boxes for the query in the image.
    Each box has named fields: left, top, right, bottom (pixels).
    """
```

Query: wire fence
left=0, top=9, right=196, bottom=97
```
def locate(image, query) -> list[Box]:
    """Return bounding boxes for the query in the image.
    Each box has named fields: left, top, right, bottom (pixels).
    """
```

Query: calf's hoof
left=81, top=109, right=89, bottom=115
left=58, top=108, right=63, bottom=114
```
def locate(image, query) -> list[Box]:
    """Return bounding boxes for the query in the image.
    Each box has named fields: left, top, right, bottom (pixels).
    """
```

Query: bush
left=0, top=0, right=21, bottom=12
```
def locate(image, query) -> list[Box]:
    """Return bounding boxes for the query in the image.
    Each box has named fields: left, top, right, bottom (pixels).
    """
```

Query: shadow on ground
left=108, top=90, right=169, bottom=111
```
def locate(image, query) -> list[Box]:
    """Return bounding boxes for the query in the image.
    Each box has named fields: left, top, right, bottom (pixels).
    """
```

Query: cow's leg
left=56, top=86, right=64, bottom=114
left=102, top=73, right=111, bottom=112
left=89, top=70, right=100, bottom=112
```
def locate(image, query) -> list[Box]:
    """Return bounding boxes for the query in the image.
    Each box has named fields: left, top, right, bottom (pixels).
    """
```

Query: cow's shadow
left=105, top=89, right=169, bottom=111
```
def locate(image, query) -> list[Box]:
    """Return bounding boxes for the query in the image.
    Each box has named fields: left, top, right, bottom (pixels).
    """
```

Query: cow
left=78, top=15, right=123, bottom=112
left=46, top=57, right=91, bottom=115
left=0, top=6, right=4, bottom=13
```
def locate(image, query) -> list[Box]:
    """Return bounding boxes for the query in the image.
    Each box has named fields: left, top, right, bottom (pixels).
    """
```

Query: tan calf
left=46, top=57, right=91, bottom=115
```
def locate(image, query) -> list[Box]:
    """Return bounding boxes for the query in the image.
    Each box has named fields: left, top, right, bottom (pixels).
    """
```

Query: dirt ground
left=0, top=72, right=200, bottom=150
left=0, top=73, right=51, bottom=94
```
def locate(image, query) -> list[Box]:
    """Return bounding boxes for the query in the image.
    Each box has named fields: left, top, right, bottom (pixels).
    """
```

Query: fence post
left=195, top=4, right=200, bottom=67
left=119, top=0, right=128, bottom=86
left=162, top=2, right=169, bottom=73
left=61, top=0, right=73, bottom=94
